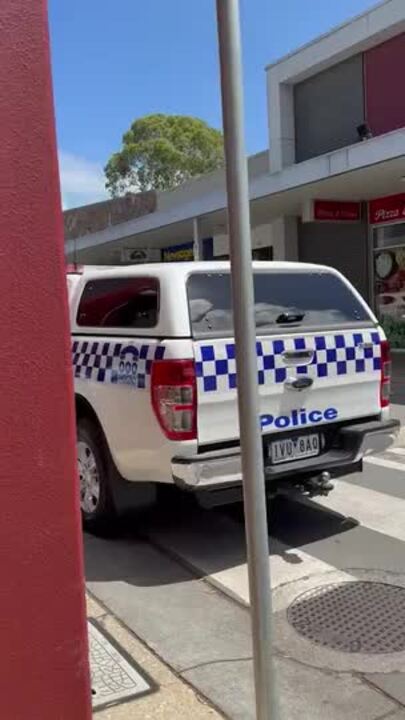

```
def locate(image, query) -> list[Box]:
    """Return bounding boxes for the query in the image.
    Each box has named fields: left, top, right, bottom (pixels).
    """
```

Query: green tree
left=105, top=114, right=224, bottom=196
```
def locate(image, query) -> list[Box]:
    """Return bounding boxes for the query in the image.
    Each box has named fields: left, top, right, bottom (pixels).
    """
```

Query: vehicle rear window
left=187, top=271, right=371, bottom=337
left=77, top=277, right=159, bottom=329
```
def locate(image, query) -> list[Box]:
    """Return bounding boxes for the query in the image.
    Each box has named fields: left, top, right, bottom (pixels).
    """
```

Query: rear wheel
left=77, top=418, right=116, bottom=534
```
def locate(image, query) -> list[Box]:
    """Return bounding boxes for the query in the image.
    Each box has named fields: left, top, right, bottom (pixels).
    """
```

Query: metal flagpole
left=215, top=2, right=278, bottom=718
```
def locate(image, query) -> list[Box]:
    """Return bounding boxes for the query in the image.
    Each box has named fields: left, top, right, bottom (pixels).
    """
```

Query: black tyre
left=77, top=418, right=117, bottom=534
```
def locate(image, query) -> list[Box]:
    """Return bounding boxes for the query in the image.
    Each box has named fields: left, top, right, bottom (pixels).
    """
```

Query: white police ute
left=67, top=261, right=399, bottom=531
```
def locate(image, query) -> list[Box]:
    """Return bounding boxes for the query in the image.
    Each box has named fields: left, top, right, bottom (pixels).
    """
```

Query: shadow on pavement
left=84, top=505, right=194, bottom=588
left=270, top=496, right=359, bottom=549
left=84, top=487, right=358, bottom=587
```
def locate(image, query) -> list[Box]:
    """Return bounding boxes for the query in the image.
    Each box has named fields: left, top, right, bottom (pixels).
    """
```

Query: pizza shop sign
left=313, top=200, right=361, bottom=222
left=369, top=193, right=405, bottom=225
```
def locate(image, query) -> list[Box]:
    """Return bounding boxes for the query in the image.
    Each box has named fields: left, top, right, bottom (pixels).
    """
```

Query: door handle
left=282, top=350, right=314, bottom=366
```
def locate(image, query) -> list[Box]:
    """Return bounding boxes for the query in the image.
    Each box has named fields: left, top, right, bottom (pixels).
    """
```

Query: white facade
left=267, top=0, right=405, bottom=172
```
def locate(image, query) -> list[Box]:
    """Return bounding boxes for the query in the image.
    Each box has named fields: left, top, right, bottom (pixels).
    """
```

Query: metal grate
left=287, top=581, right=405, bottom=654
left=88, top=621, right=153, bottom=710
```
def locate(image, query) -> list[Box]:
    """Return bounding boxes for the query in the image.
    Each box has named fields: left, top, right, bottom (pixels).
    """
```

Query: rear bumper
left=171, top=418, right=400, bottom=491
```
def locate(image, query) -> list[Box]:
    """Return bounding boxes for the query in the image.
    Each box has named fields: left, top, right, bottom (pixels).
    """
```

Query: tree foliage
left=105, top=114, right=224, bottom=196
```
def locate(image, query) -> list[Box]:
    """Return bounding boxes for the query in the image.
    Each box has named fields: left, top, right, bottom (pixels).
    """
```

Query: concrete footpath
left=85, top=524, right=405, bottom=720
left=87, top=593, right=222, bottom=719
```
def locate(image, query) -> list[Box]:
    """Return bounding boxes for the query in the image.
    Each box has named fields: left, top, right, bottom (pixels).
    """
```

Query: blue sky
left=49, top=0, right=376, bottom=208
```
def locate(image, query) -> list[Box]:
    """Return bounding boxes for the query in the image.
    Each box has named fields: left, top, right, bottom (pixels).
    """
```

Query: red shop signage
left=313, top=200, right=361, bottom=222
left=369, top=193, right=405, bottom=225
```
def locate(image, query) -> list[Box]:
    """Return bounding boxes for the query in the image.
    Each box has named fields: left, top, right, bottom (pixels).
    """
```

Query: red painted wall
left=364, top=32, right=405, bottom=137
left=0, top=2, right=92, bottom=718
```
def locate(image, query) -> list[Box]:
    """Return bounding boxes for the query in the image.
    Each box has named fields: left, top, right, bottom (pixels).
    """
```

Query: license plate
left=270, top=434, right=320, bottom=465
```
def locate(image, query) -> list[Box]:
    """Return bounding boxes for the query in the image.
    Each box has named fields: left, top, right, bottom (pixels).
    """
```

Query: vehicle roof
left=67, top=260, right=336, bottom=279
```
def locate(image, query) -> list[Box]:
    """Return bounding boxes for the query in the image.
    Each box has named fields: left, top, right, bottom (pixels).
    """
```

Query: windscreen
left=187, top=271, right=372, bottom=337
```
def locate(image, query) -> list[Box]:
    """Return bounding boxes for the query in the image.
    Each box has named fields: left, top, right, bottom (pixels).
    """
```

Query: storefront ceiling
left=73, top=155, right=405, bottom=263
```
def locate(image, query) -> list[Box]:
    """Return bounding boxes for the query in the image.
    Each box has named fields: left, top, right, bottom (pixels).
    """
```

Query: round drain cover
left=287, top=581, right=405, bottom=654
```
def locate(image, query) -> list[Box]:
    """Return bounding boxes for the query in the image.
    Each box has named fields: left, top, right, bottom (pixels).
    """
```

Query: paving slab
left=182, top=655, right=397, bottom=720
left=85, top=533, right=252, bottom=672
left=366, top=673, right=405, bottom=707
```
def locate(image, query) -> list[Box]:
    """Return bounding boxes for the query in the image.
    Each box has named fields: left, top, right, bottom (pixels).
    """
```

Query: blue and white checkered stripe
left=72, top=339, right=165, bottom=389
left=195, top=331, right=381, bottom=394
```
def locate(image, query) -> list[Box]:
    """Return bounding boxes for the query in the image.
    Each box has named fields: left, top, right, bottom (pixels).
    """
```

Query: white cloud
left=58, top=150, right=108, bottom=209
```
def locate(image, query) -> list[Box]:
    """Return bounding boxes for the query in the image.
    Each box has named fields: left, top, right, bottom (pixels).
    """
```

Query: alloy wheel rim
left=78, top=441, right=101, bottom=515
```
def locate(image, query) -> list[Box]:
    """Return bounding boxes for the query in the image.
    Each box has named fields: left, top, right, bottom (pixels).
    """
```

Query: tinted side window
left=77, top=277, right=159, bottom=328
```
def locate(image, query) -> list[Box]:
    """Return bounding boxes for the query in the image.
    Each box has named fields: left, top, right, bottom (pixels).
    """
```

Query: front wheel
left=77, top=418, right=116, bottom=534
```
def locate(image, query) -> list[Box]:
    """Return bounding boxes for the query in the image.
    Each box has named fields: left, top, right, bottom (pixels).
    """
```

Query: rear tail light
left=151, top=359, right=197, bottom=441
left=380, top=339, right=391, bottom=408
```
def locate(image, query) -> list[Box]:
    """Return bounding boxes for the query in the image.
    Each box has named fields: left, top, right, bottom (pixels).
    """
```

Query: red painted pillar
left=0, top=2, right=92, bottom=718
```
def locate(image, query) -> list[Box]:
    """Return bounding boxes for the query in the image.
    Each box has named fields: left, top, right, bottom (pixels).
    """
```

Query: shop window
left=373, top=223, right=405, bottom=348
left=77, top=277, right=159, bottom=328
